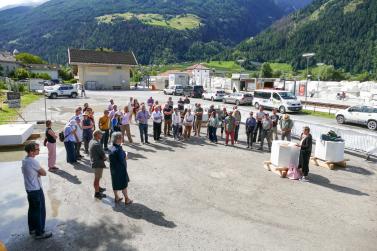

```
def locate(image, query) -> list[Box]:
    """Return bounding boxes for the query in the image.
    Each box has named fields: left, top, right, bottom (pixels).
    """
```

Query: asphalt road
left=1, top=90, right=376, bottom=250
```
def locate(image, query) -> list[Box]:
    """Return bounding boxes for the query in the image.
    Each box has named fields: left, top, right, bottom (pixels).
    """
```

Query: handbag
left=287, top=164, right=302, bottom=180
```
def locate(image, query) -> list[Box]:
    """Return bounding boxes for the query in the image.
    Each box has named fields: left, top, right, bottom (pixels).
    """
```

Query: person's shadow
left=52, top=169, right=82, bottom=184
left=112, top=202, right=176, bottom=229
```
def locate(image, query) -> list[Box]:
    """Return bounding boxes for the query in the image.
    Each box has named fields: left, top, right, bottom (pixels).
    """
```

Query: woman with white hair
left=109, top=132, right=133, bottom=205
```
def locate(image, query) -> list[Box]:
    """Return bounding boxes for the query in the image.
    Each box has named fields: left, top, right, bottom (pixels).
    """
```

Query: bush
left=0, top=80, right=7, bottom=90
left=18, top=84, right=26, bottom=93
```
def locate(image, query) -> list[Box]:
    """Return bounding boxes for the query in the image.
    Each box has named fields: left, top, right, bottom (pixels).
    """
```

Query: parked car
left=182, top=86, right=193, bottom=96
left=163, top=85, right=184, bottom=95
left=223, top=92, right=253, bottom=105
left=253, top=90, right=302, bottom=113
left=45, top=84, right=79, bottom=99
left=336, top=105, right=377, bottom=130
left=202, top=90, right=226, bottom=101
left=190, top=85, right=204, bottom=98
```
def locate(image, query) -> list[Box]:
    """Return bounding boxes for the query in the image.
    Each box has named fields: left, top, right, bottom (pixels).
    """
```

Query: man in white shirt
left=152, top=106, right=163, bottom=141
left=21, top=142, right=52, bottom=239
left=254, top=106, right=266, bottom=142
left=172, top=108, right=182, bottom=140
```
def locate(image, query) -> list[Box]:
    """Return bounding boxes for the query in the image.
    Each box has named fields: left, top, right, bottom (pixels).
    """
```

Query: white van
left=253, top=90, right=302, bottom=113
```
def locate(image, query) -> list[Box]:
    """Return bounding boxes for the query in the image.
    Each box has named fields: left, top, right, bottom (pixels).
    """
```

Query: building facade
left=68, top=49, right=138, bottom=90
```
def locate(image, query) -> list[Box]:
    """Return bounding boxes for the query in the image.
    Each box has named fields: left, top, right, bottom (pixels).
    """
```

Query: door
left=272, top=92, right=282, bottom=109
left=347, top=106, right=362, bottom=123
left=262, top=92, right=271, bottom=107
left=360, top=106, right=374, bottom=125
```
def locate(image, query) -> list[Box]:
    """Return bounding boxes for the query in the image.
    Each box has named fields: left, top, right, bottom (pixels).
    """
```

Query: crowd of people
left=20, top=94, right=313, bottom=240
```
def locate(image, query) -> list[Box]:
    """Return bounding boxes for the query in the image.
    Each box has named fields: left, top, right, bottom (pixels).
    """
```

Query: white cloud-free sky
left=0, top=0, right=48, bottom=9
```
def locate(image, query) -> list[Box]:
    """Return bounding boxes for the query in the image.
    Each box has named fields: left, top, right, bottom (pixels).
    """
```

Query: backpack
left=59, top=131, right=65, bottom=142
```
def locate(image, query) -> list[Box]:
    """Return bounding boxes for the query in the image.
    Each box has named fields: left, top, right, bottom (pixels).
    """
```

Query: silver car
left=223, top=92, right=253, bottom=105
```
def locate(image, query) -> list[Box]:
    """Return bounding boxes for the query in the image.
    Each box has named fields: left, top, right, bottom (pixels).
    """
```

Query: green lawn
left=301, top=109, right=336, bottom=119
left=204, top=61, right=244, bottom=72
left=269, top=63, right=293, bottom=72
left=97, top=12, right=201, bottom=30
left=0, top=93, right=42, bottom=124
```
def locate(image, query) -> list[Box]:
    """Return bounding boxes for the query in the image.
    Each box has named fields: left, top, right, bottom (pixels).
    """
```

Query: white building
left=26, top=64, right=59, bottom=79
left=168, top=72, right=190, bottom=87
left=0, top=51, right=21, bottom=76
left=187, top=64, right=211, bottom=87
left=68, top=48, right=138, bottom=90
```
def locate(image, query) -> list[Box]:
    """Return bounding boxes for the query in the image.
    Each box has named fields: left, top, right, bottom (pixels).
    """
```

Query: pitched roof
left=68, top=48, right=138, bottom=66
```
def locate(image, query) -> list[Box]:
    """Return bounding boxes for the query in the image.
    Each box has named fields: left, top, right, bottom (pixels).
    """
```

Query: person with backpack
left=44, top=120, right=58, bottom=172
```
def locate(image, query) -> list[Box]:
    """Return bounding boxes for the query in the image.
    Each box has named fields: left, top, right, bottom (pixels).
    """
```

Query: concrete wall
left=77, top=64, right=131, bottom=90
left=30, top=69, right=58, bottom=79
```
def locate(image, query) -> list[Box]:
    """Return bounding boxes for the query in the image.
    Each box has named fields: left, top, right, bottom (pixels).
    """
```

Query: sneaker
left=99, top=187, right=106, bottom=193
left=29, top=230, right=36, bottom=236
left=300, top=177, right=309, bottom=182
left=35, top=231, right=52, bottom=240
left=94, top=192, right=106, bottom=199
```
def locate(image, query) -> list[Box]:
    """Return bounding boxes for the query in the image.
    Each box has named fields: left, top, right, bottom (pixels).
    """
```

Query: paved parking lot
left=1, top=90, right=376, bottom=250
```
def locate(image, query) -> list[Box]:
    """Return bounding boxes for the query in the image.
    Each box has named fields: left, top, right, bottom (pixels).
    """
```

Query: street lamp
left=302, top=53, right=315, bottom=101
left=316, top=63, right=324, bottom=97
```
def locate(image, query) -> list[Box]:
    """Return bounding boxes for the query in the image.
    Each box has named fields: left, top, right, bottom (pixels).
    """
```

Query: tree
left=15, top=53, right=46, bottom=64
left=259, top=63, right=273, bottom=78
left=14, top=68, right=30, bottom=80
left=0, top=65, right=3, bottom=76
left=58, top=66, right=74, bottom=81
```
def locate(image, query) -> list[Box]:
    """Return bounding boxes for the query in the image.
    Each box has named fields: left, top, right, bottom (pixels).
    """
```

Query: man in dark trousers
left=245, top=111, right=256, bottom=148
left=21, top=142, right=52, bottom=239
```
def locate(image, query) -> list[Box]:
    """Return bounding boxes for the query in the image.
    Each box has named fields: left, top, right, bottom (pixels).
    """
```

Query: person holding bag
left=44, top=120, right=58, bottom=172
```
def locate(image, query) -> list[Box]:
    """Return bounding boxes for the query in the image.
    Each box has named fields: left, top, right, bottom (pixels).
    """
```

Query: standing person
left=207, top=105, right=216, bottom=138
left=259, top=113, right=273, bottom=152
left=172, top=108, right=182, bottom=140
left=107, top=99, right=114, bottom=111
left=152, top=106, right=163, bottom=141
left=83, top=103, right=89, bottom=113
left=297, top=127, right=313, bottom=182
left=220, top=107, right=228, bottom=139
left=120, top=106, right=133, bottom=144
left=245, top=112, right=256, bottom=149
left=45, top=120, right=58, bottom=171
left=21, top=142, right=52, bottom=239
left=89, top=130, right=107, bottom=199
left=87, top=107, right=96, bottom=130
left=132, top=99, right=140, bottom=123
left=64, top=120, right=77, bottom=164
left=280, top=114, right=294, bottom=141
left=163, top=103, right=173, bottom=136
left=109, top=105, right=118, bottom=121
left=208, top=111, right=219, bottom=143
left=178, top=97, right=185, bottom=112
left=183, top=108, right=194, bottom=140
left=136, top=104, right=150, bottom=144
left=80, top=83, right=86, bottom=98
left=152, top=100, right=159, bottom=112
left=109, top=132, right=133, bottom=205
left=270, top=108, right=280, bottom=140
left=167, top=97, right=174, bottom=108
left=224, top=111, right=236, bottom=146
left=74, top=116, right=83, bottom=159
left=184, top=95, right=190, bottom=104
left=128, top=97, right=134, bottom=121
left=147, top=96, right=154, bottom=112
left=233, top=106, right=241, bottom=144
left=70, top=107, right=82, bottom=121
left=99, top=110, right=110, bottom=150
left=194, top=103, right=204, bottom=136
left=82, top=111, right=94, bottom=154
left=254, top=106, right=265, bottom=142
left=110, top=112, right=122, bottom=140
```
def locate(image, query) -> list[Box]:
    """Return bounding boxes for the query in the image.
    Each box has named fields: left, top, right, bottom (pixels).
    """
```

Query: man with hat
left=279, top=113, right=294, bottom=141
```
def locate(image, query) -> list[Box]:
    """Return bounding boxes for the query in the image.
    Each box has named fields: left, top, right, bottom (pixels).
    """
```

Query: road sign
left=7, top=92, right=21, bottom=108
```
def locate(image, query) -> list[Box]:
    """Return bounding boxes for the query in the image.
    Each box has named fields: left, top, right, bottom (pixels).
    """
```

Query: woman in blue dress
left=109, top=132, right=133, bottom=205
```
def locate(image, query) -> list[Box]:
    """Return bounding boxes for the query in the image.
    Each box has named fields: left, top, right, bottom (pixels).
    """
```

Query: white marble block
left=271, top=140, right=300, bottom=168
left=0, top=124, right=34, bottom=146
left=315, top=138, right=345, bottom=162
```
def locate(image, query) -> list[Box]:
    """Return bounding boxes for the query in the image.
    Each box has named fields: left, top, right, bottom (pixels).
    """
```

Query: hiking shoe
left=29, top=230, right=36, bottom=236
left=35, top=231, right=52, bottom=240
left=99, top=187, right=106, bottom=193
left=94, top=192, right=106, bottom=199
left=300, top=177, right=309, bottom=182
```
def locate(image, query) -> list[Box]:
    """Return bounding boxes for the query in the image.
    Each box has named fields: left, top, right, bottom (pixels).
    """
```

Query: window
left=362, top=106, right=377, bottom=113
left=273, top=93, right=281, bottom=100
left=278, top=92, right=296, bottom=99
left=349, top=106, right=362, bottom=112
